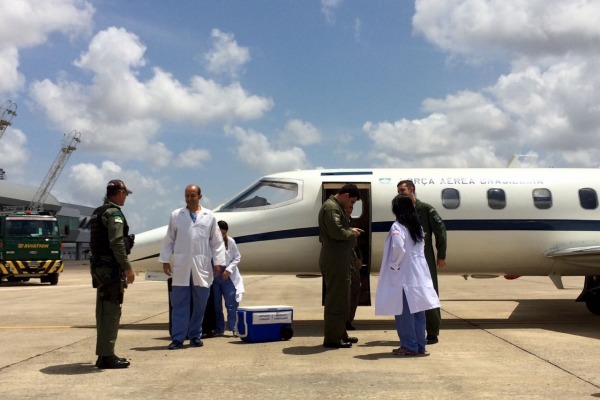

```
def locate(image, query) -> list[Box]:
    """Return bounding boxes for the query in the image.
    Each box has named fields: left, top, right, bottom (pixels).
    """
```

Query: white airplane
left=128, top=168, right=600, bottom=315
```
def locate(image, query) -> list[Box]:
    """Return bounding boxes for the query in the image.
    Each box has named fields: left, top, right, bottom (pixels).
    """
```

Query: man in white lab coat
left=159, top=184, right=226, bottom=350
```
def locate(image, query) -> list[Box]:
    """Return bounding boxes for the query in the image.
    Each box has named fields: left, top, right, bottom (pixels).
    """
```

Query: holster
left=91, top=260, right=126, bottom=304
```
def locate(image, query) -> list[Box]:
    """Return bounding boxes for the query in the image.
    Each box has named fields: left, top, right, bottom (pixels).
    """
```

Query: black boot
left=96, top=355, right=130, bottom=369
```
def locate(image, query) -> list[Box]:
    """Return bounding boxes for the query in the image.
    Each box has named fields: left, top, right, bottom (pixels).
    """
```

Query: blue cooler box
left=236, top=305, right=294, bottom=343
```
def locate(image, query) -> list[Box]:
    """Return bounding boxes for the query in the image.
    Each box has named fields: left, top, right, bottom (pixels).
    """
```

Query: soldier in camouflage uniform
left=90, top=179, right=136, bottom=369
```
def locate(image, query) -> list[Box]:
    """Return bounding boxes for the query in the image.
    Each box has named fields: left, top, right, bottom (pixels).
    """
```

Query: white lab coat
left=224, top=236, right=245, bottom=303
left=375, top=221, right=440, bottom=316
left=158, top=207, right=226, bottom=287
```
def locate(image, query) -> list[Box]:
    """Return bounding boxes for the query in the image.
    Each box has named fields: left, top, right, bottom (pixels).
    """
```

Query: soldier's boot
left=96, top=355, right=130, bottom=369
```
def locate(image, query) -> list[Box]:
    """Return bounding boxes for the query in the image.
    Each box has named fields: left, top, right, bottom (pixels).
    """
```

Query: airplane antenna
left=28, top=130, right=81, bottom=213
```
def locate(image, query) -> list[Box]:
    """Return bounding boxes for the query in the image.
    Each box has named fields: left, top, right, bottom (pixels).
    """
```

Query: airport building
left=0, top=180, right=93, bottom=260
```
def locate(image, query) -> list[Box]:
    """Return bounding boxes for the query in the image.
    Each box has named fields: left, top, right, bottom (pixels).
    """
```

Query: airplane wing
left=545, top=245, right=600, bottom=269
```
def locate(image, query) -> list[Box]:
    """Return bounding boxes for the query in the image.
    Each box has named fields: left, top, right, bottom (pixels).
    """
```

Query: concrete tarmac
left=1, top=261, right=599, bottom=399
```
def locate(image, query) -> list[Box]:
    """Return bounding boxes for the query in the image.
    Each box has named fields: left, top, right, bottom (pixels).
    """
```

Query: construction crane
left=28, top=130, right=81, bottom=213
left=0, top=100, right=18, bottom=142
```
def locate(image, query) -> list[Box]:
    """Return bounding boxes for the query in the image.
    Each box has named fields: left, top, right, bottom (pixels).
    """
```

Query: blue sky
left=1, top=0, right=600, bottom=232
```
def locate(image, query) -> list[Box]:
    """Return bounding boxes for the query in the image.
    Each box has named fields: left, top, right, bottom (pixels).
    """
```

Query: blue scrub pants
left=213, top=272, right=238, bottom=333
left=394, top=291, right=426, bottom=353
left=170, top=282, right=210, bottom=342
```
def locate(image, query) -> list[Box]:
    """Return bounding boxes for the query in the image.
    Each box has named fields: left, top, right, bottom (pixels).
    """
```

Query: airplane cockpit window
left=487, top=188, right=506, bottom=210
left=350, top=200, right=363, bottom=218
left=532, top=188, right=552, bottom=209
left=220, top=180, right=300, bottom=210
left=579, top=188, right=598, bottom=210
left=441, top=188, right=460, bottom=209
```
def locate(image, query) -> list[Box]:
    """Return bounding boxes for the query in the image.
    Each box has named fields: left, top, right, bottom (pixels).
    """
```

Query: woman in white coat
left=375, top=194, right=440, bottom=356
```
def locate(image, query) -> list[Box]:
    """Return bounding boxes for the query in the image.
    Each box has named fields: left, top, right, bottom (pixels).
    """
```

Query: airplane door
left=322, top=183, right=372, bottom=307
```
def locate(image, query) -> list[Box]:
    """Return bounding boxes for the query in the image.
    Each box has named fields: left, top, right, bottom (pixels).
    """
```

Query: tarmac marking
left=443, top=308, right=600, bottom=391
left=0, top=325, right=74, bottom=329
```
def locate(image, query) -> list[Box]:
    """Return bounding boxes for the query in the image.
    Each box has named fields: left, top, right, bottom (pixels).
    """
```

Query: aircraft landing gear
left=576, top=275, right=600, bottom=315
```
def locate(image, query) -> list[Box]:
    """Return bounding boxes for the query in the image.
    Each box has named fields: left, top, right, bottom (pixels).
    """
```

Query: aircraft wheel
left=585, top=295, right=600, bottom=315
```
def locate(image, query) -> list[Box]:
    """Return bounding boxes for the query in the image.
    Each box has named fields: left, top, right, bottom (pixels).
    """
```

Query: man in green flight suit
left=318, top=184, right=363, bottom=349
left=397, top=179, right=447, bottom=345
left=90, top=179, right=136, bottom=369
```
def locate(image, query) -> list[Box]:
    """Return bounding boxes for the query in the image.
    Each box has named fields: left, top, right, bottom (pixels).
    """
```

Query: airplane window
left=487, top=188, right=506, bottom=210
left=221, top=180, right=300, bottom=210
left=441, top=188, right=460, bottom=209
left=579, top=188, right=598, bottom=210
left=350, top=200, right=363, bottom=218
left=532, top=188, right=552, bottom=209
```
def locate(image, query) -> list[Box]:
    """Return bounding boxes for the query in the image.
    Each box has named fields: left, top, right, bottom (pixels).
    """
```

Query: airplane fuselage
left=130, top=168, right=600, bottom=279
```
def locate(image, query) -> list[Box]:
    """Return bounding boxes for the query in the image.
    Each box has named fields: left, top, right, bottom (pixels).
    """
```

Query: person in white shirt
left=159, top=184, right=226, bottom=350
left=213, top=221, right=244, bottom=335
left=212, top=220, right=245, bottom=335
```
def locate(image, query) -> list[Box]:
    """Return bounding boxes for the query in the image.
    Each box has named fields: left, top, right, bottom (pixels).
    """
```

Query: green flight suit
left=90, top=200, right=132, bottom=357
left=415, top=199, right=447, bottom=337
left=318, top=196, right=355, bottom=344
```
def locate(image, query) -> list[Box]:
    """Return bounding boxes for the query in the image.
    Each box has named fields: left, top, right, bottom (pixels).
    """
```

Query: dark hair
left=337, top=184, right=360, bottom=200
left=218, top=220, right=229, bottom=231
left=391, top=194, right=423, bottom=244
left=397, top=179, right=416, bottom=194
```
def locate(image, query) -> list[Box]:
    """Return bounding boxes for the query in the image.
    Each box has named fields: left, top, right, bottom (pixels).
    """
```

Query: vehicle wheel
left=48, top=273, right=59, bottom=285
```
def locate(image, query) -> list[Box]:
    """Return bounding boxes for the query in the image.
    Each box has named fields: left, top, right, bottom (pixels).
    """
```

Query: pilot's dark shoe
left=168, top=340, right=184, bottom=350
left=189, top=337, right=204, bottom=347
left=345, top=322, right=356, bottom=331
left=323, top=340, right=352, bottom=349
left=343, top=336, right=359, bottom=344
left=96, top=355, right=130, bottom=369
left=426, top=335, right=439, bottom=345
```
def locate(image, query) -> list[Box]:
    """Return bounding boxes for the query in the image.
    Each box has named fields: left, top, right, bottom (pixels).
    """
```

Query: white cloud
left=413, top=0, right=600, bottom=61
left=0, top=0, right=93, bottom=93
left=278, top=119, right=322, bottom=146
left=321, top=0, right=343, bottom=25
left=204, top=29, right=250, bottom=78
left=62, top=160, right=169, bottom=231
left=226, top=126, right=309, bottom=174
left=29, top=27, right=273, bottom=167
left=362, top=1, right=600, bottom=169
left=0, top=128, right=29, bottom=178
left=0, top=48, right=24, bottom=94
left=174, top=148, right=211, bottom=168
left=353, top=18, right=363, bottom=42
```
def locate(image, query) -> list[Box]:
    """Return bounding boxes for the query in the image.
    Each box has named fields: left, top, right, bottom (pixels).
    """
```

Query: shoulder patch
left=433, top=214, right=443, bottom=224
left=108, top=209, right=124, bottom=224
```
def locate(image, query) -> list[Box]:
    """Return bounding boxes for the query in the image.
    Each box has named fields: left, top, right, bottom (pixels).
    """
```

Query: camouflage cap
left=107, top=179, right=132, bottom=195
